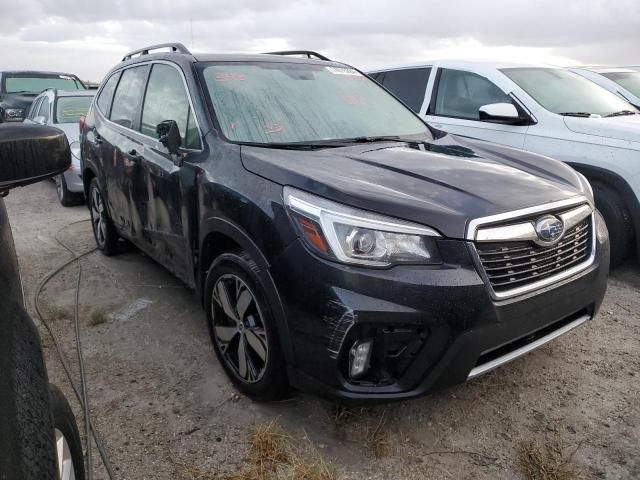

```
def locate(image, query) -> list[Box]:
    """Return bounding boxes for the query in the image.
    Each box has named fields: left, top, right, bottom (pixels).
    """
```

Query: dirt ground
left=6, top=181, right=640, bottom=479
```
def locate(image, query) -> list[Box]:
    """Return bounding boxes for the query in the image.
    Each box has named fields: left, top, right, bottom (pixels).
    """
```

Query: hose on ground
left=33, top=218, right=115, bottom=479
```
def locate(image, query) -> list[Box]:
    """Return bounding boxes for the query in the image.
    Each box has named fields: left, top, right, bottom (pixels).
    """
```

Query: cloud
left=0, top=0, right=638, bottom=81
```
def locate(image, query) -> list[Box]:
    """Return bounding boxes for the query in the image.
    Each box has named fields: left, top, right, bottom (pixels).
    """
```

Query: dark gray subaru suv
left=80, top=44, right=609, bottom=402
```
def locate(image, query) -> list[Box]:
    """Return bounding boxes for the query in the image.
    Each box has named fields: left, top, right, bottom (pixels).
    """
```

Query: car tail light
left=79, top=115, right=86, bottom=134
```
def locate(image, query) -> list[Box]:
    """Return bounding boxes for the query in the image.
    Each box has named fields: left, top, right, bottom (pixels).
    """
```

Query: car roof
left=366, top=59, right=560, bottom=73
left=35, top=88, right=94, bottom=98
left=0, top=70, right=81, bottom=77
left=55, top=89, right=95, bottom=97
left=116, top=51, right=349, bottom=72
left=577, top=66, right=638, bottom=74
left=193, top=52, right=345, bottom=67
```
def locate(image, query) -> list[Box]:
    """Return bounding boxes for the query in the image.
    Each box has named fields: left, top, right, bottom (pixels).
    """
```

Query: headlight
left=2, top=108, right=25, bottom=120
left=284, top=187, right=442, bottom=267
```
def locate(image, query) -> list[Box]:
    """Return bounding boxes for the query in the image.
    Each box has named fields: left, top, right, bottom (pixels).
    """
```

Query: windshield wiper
left=239, top=136, right=426, bottom=150
left=241, top=141, right=344, bottom=150
left=606, top=110, right=637, bottom=117
left=559, top=112, right=593, bottom=117
left=336, top=136, right=421, bottom=144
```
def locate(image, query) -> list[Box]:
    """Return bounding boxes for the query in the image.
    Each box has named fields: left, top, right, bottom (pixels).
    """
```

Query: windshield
left=501, top=68, right=632, bottom=116
left=2, top=73, right=85, bottom=94
left=601, top=71, right=640, bottom=99
left=200, top=62, right=429, bottom=144
left=55, top=96, right=93, bottom=123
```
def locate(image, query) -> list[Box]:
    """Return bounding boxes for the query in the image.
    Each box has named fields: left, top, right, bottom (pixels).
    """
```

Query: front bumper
left=269, top=228, right=609, bottom=402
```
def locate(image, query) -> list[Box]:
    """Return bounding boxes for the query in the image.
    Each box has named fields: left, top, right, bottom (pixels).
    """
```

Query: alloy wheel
left=55, top=428, right=77, bottom=480
left=212, top=274, right=269, bottom=384
left=90, top=187, right=107, bottom=247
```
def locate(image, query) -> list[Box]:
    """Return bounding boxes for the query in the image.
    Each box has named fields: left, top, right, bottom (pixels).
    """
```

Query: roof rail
left=264, top=50, right=331, bottom=61
left=122, top=43, right=192, bottom=62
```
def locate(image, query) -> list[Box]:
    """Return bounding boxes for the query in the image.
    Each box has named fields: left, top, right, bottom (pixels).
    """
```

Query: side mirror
left=34, top=116, right=47, bottom=125
left=156, top=120, right=181, bottom=155
left=479, top=103, right=524, bottom=124
left=0, top=124, right=70, bottom=192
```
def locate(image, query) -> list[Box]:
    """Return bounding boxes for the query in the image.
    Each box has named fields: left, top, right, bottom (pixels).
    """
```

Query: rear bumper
left=270, top=226, right=609, bottom=403
left=63, top=161, right=84, bottom=193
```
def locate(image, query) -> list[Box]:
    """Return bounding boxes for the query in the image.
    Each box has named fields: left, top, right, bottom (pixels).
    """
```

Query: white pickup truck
left=368, top=60, right=640, bottom=266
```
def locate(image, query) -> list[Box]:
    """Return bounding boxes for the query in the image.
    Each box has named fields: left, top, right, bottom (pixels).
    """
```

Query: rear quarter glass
left=55, top=96, right=93, bottom=124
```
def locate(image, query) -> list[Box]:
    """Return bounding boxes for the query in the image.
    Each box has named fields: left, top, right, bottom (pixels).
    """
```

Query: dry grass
left=326, top=405, right=392, bottom=459
left=517, top=439, right=585, bottom=480
left=89, top=308, right=108, bottom=326
left=365, top=411, right=392, bottom=459
left=48, top=305, right=71, bottom=321
left=249, top=419, right=291, bottom=472
left=173, top=420, right=337, bottom=480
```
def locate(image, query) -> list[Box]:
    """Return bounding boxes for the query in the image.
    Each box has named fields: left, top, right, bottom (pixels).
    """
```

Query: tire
left=205, top=251, right=289, bottom=400
left=592, top=181, right=634, bottom=267
left=88, top=178, right=118, bottom=256
left=55, top=175, right=79, bottom=207
left=0, top=307, right=57, bottom=480
left=49, top=385, right=85, bottom=480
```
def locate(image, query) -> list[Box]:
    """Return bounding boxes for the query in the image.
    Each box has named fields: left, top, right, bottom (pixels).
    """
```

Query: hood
left=241, top=134, right=586, bottom=239
left=563, top=114, right=640, bottom=144
left=0, top=92, right=39, bottom=111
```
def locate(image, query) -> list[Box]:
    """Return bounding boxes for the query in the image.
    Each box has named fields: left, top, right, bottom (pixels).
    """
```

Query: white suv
left=368, top=61, right=640, bottom=265
left=570, top=67, right=640, bottom=110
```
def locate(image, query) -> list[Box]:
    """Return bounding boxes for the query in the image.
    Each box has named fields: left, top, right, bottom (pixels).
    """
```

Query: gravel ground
left=6, top=181, right=640, bottom=480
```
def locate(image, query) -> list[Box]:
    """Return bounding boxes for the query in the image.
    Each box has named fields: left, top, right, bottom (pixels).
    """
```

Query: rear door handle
left=94, top=132, right=103, bottom=145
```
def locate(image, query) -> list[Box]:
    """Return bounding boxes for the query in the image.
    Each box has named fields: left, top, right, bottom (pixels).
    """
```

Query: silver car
left=24, top=89, right=95, bottom=206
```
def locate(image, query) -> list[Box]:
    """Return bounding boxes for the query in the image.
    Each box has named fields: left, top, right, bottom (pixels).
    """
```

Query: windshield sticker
left=215, top=73, right=247, bottom=82
left=59, top=75, right=73, bottom=80
left=325, top=67, right=360, bottom=76
left=265, top=123, right=285, bottom=134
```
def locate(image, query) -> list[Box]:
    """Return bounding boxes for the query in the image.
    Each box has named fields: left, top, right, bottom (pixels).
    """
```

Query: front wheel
left=205, top=251, right=289, bottom=400
left=49, top=385, right=85, bottom=480
left=88, top=178, right=118, bottom=256
left=592, top=182, right=634, bottom=267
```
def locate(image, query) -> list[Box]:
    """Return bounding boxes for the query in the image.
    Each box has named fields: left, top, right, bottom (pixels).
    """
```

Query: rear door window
left=109, top=66, right=149, bottom=129
left=140, top=63, right=201, bottom=149
left=96, top=72, right=120, bottom=116
left=433, top=68, right=512, bottom=120
left=379, top=68, right=431, bottom=112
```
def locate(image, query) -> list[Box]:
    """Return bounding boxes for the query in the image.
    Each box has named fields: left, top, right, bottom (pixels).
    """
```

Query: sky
left=0, top=0, right=639, bottom=82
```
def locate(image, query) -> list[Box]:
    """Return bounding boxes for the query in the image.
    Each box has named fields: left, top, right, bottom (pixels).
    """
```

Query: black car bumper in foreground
left=269, top=222, right=609, bottom=402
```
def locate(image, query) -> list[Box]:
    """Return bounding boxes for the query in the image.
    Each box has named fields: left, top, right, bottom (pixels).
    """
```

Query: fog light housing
left=349, top=339, right=373, bottom=379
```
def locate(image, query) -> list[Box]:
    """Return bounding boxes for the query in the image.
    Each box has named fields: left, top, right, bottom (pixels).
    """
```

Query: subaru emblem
left=534, top=215, right=564, bottom=244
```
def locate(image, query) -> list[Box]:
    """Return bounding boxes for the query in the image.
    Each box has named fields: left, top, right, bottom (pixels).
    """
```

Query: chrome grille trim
left=466, top=196, right=590, bottom=241
left=474, top=202, right=592, bottom=244
left=466, top=196, right=596, bottom=300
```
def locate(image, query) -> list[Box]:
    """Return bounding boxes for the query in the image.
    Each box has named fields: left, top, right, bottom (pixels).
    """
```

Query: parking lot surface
left=7, top=181, right=640, bottom=479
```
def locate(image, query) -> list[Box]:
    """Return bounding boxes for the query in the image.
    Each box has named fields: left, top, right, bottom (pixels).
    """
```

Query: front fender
left=199, top=217, right=294, bottom=363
